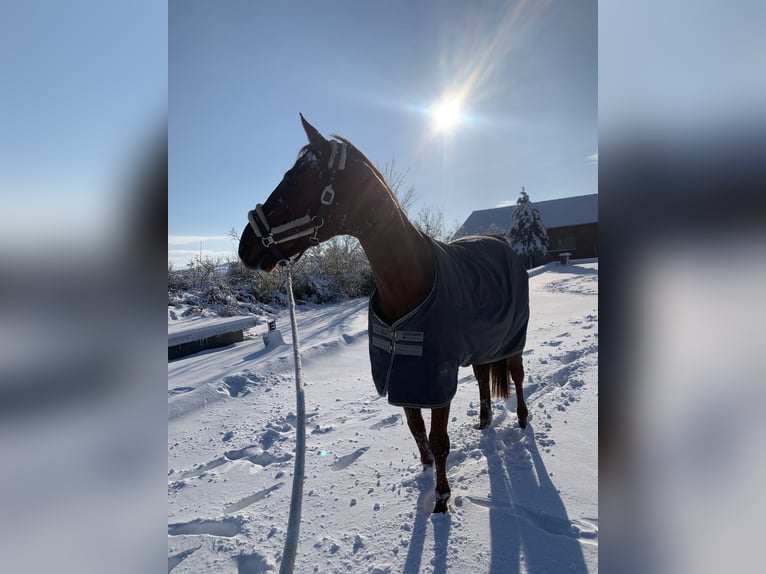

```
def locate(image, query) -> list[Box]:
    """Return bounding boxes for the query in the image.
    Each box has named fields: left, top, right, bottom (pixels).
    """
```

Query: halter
left=248, top=140, right=347, bottom=265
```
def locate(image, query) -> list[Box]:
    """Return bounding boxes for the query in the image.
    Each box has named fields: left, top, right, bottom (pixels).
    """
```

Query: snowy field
left=168, top=262, right=598, bottom=573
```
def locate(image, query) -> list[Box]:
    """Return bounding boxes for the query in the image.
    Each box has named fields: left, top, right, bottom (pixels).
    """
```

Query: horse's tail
left=489, top=359, right=511, bottom=400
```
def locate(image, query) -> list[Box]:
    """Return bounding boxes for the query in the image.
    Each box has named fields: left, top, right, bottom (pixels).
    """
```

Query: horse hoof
left=474, top=418, right=492, bottom=430
left=518, top=418, right=527, bottom=429
left=433, top=492, right=451, bottom=514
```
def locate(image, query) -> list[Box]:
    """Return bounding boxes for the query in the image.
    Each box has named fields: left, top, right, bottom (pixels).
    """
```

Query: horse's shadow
left=480, top=423, right=588, bottom=574
left=402, top=473, right=452, bottom=574
left=402, top=423, right=588, bottom=573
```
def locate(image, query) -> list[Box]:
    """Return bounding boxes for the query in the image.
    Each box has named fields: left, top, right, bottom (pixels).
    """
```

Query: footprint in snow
left=175, top=457, right=228, bottom=480
left=224, top=446, right=291, bottom=467
left=550, top=364, right=580, bottom=387
left=555, top=349, right=582, bottom=364
left=235, top=552, right=274, bottom=574
left=218, top=374, right=253, bottom=397
left=259, top=428, right=282, bottom=450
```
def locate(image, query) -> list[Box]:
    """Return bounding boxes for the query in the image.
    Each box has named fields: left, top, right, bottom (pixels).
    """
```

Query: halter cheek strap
left=326, top=139, right=347, bottom=171
left=248, top=140, right=347, bottom=263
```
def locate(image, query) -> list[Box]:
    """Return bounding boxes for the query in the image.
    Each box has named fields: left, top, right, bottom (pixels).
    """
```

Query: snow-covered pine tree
left=508, top=187, right=549, bottom=269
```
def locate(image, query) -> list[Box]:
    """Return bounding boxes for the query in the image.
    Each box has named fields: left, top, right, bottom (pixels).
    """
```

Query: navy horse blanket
left=368, top=235, right=529, bottom=408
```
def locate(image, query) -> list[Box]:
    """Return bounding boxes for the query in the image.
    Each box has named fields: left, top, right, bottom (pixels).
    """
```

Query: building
left=456, top=193, right=598, bottom=260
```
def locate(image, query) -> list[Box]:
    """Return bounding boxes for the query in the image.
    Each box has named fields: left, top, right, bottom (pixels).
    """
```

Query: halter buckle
left=320, top=185, right=335, bottom=205
left=310, top=217, right=324, bottom=244
left=262, top=235, right=276, bottom=248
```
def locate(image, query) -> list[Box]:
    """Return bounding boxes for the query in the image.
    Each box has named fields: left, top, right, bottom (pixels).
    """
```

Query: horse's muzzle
left=238, top=223, right=271, bottom=271
left=238, top=242, right=277, bottom=272
left=256, top=252, right=278, bottom=272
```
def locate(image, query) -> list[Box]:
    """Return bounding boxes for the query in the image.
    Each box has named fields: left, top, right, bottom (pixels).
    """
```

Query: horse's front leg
left=404, top=407, right=433, bottom=469
left=429, top=404, right=451, bottom=513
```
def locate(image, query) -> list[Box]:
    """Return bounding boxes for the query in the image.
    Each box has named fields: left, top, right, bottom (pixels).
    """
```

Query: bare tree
left=413, top=204, right=444, bottom=239
left=381, top=158, right=417, bottom=215
left=413, top=204, right=461, bottom=242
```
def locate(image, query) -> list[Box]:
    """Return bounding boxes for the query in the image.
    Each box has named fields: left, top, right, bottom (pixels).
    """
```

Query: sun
left=431, top=97, right=463, bottom=133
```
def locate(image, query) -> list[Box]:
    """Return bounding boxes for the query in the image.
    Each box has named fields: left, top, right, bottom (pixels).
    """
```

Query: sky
left=168, top=0, right=597, bottom=268
left=0, top=1, right=166, bottom=263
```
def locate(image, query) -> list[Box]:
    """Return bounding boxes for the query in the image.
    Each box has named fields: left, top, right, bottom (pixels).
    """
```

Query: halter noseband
left=248, top=140, right=347, bottom=265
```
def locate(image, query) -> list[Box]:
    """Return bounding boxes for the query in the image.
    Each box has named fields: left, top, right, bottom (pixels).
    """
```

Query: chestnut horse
left=239, top=115, right=529, bottom=513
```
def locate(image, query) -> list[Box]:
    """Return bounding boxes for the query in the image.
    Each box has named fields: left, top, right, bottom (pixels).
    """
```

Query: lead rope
left=279, top=261, right=305, bottom=574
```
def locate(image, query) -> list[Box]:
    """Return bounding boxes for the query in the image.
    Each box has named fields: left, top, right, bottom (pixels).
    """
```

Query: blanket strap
left=371, top=324, right=424, bottom=357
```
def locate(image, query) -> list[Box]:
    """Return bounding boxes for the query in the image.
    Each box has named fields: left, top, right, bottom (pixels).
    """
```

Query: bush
left=169, top=236, right=376, bottom=314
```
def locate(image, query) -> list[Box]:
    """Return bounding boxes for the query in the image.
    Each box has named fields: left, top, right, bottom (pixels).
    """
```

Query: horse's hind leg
left=509, top=353, right=528, bottom=428
left=472, top=363, right=493, bottom=429
left=404, top=407, right=433, bottom=469
left=430, top=404, right=451, bottom=513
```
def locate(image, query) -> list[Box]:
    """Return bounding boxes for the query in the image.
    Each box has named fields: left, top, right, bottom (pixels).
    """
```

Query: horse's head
left=238, top=115, right=352, bottom=271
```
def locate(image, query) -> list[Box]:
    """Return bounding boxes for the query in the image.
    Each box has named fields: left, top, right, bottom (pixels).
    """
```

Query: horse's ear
left=300, top=113, right=327, bottom=152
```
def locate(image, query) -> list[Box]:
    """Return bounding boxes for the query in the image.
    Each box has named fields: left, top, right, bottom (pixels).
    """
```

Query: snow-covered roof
left=457, top=193, right=598, bottom=236
left=168, top=316, right=260, bottom=347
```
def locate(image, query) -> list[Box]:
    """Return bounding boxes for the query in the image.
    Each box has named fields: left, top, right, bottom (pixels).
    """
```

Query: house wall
left=546, top=222, right=598, bottom=260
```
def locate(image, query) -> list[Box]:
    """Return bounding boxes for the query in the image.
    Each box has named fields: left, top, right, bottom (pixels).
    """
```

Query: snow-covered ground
left=168, top=262, right=598, bottom=573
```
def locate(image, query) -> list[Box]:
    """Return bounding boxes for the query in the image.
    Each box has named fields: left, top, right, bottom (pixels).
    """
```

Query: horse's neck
left=351, top=178, right=435, bottom=324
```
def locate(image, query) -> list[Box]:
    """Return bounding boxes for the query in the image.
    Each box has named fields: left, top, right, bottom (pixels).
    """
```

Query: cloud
left=495, top=200, right=517, bottom=208
left=168, top=235, right=229, bottom=246
left=585, top=152, right=598, bottom=163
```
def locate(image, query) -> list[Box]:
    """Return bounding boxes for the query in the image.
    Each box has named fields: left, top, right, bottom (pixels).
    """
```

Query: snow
left=168, top=263, right=598, bottom=572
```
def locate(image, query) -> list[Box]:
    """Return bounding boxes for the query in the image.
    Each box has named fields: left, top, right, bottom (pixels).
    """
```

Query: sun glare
left=431, top=97, right=463, bottom=133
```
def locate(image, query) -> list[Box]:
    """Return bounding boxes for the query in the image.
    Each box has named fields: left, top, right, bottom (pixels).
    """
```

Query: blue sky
left=1, top=1, right=166, bottom=262
left=169, top=0, right=596, bottom=267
